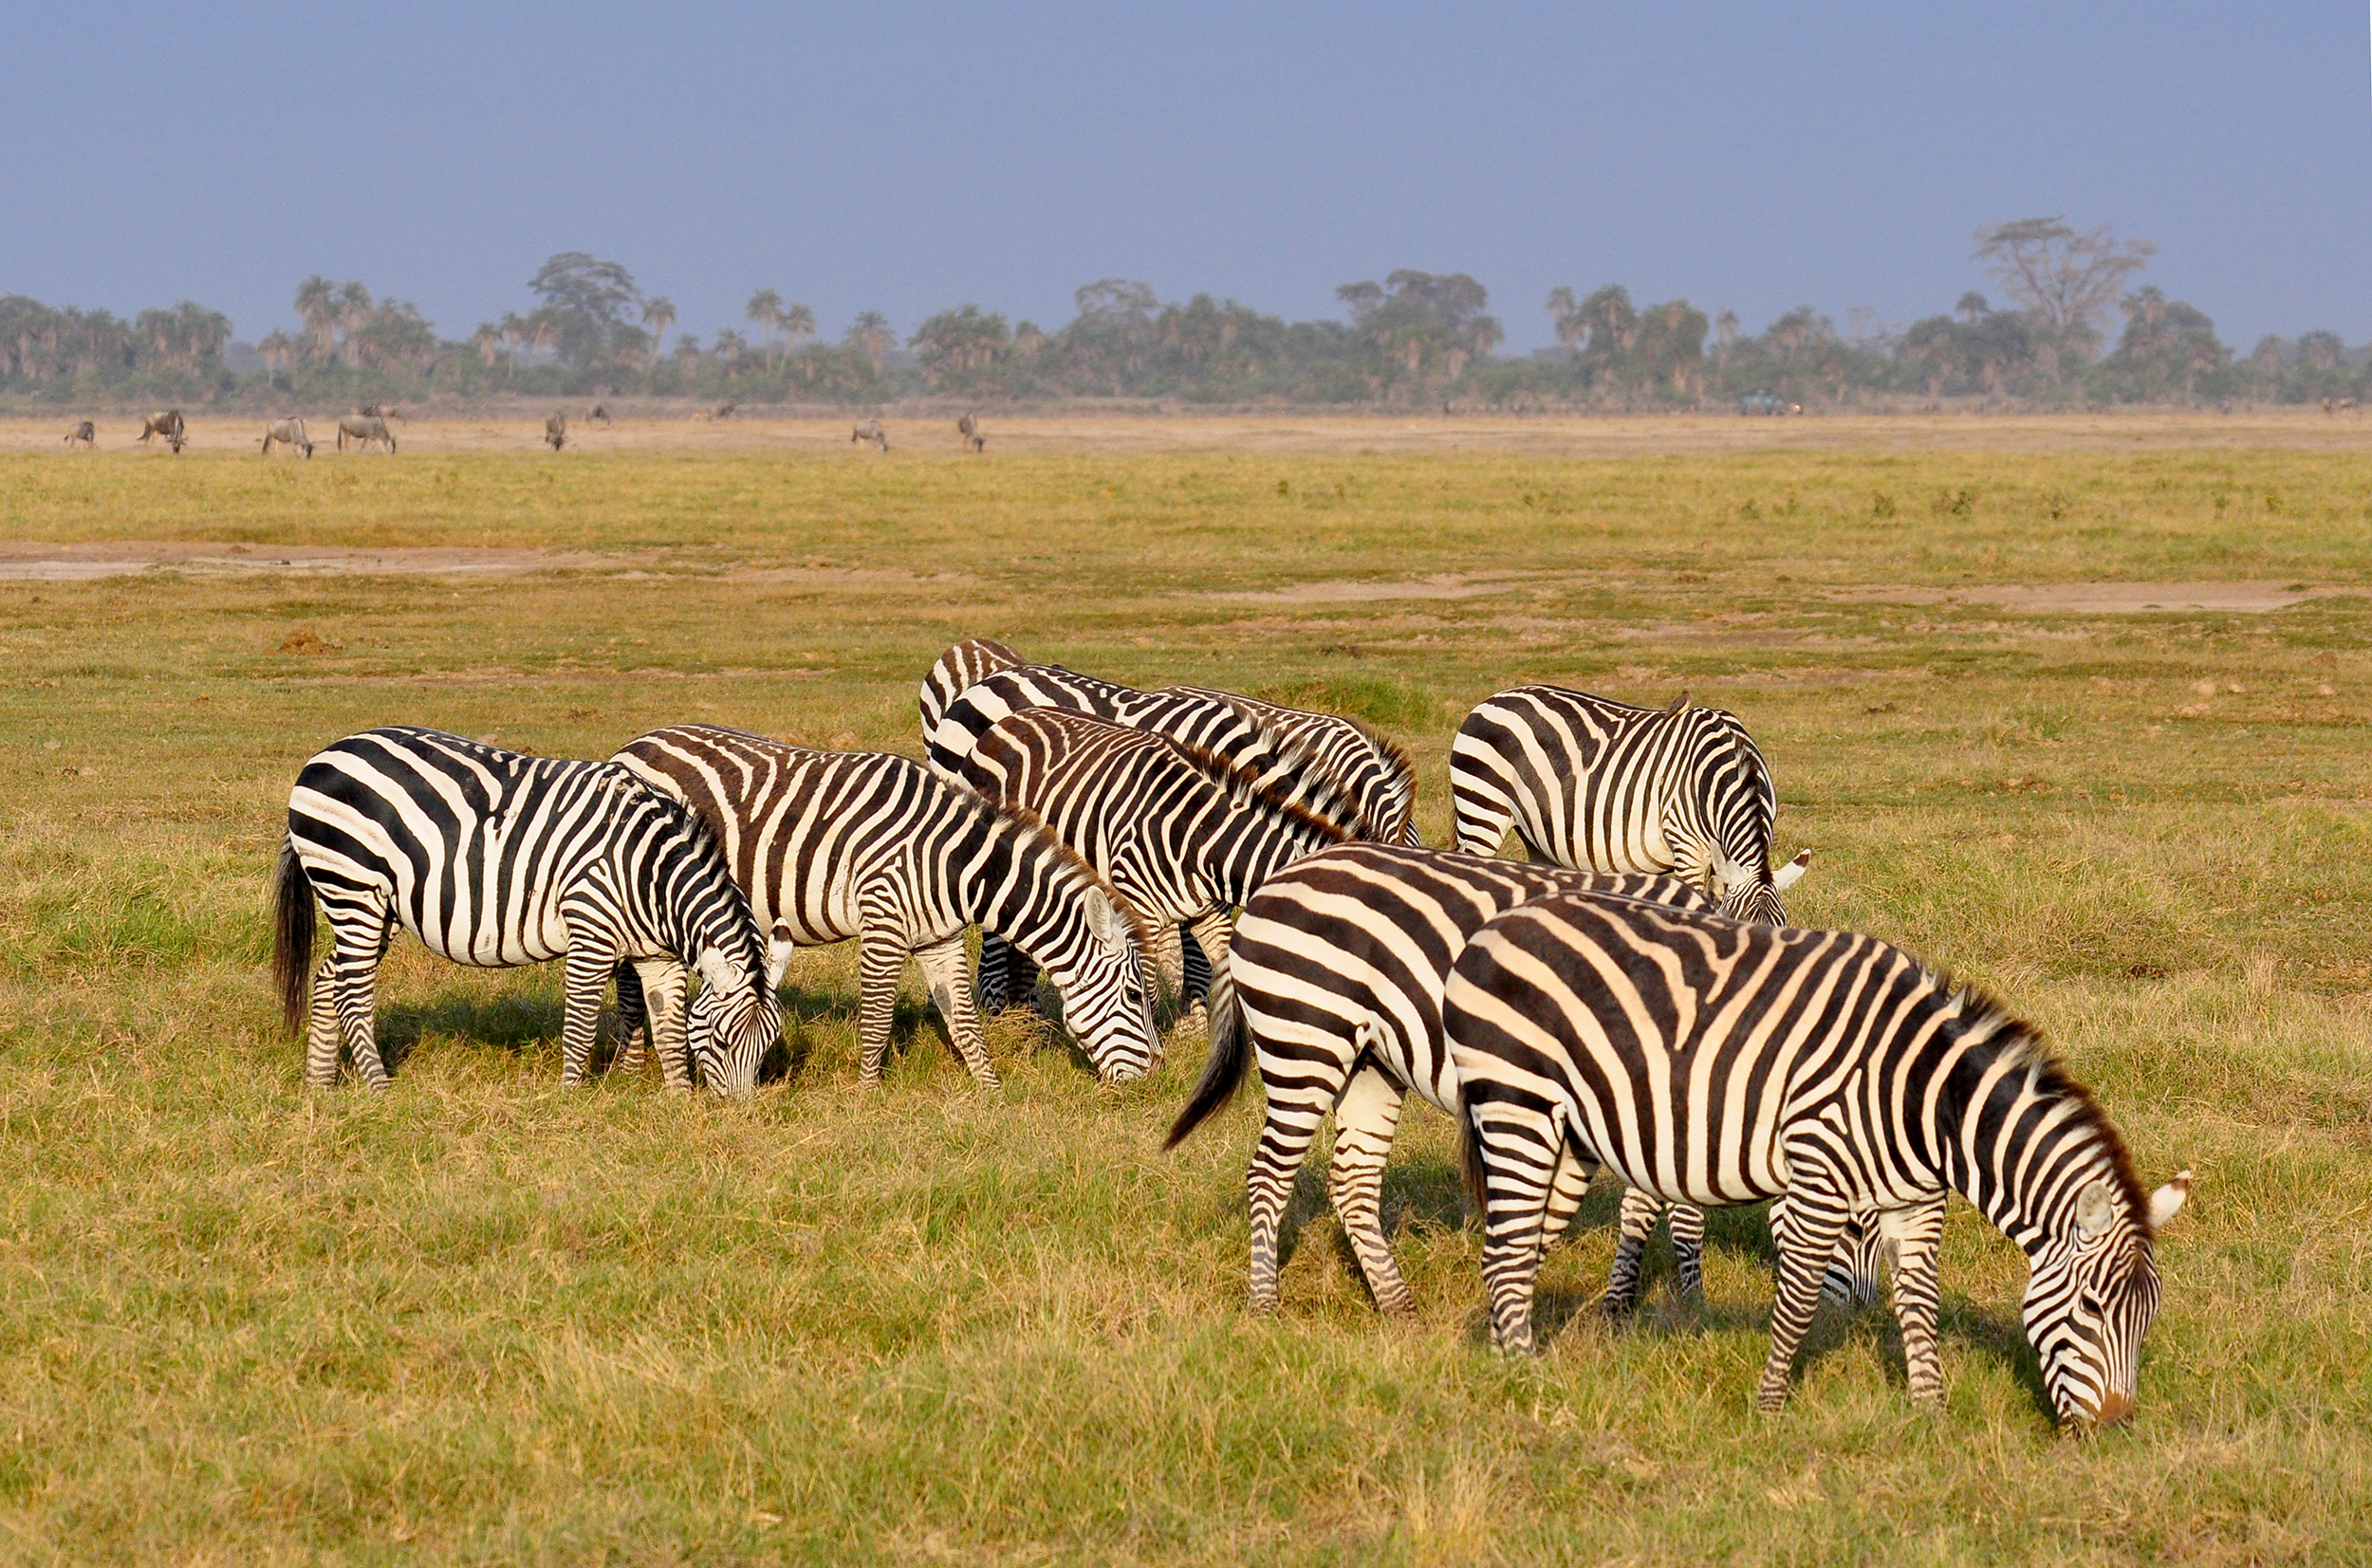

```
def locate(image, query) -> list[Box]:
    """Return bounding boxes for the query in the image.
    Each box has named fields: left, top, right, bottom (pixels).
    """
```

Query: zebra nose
left=2091, top=1388, right=2134, bottom=1428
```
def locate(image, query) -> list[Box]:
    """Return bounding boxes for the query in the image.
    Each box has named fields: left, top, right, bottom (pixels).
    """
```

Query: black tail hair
left=270, top=840, right=316, bottom=1035
left=1457, top=1086, right=1491, bottom=1213
left=1161, top=981, right=1251, bottom=1150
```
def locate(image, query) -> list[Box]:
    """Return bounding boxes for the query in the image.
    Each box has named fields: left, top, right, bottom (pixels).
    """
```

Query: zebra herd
left=268, top=636, right=2189, bottom=1430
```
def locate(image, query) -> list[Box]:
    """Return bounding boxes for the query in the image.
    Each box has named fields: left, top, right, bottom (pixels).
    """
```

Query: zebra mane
left=970, top=794, right=1162, bottom=956
left=1200, top=697, right=1373, bottom=839
left=1164, top=735, right=1359, bottom=848
left=1937, top=976, right=2152, bottom=1229
left=1333, top=710, right=1415, bottom=791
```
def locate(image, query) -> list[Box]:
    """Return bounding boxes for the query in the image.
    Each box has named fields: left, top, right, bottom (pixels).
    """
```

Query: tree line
left=4, top=222, right=2365, bottom=410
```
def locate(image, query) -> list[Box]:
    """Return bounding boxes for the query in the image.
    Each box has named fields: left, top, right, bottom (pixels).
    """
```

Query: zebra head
left=1712, top=847, right=1811, bottom=926
left=1043, top=883, right=1160, bottom=1082
left=684, top=935, right=792, bottom=1097
left=2024, top=1170, right=2190, bottom=1430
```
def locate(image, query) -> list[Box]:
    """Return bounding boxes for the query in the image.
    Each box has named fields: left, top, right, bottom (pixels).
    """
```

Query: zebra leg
left=1180, top=923, right=1212, bottom=1028
left=1538, top=1139, right=1601, bottom=1248
left=975, top=932, right=1013, bottom=1015
left=1184, top=908, right=1235, bottom=1048
left=857, top=931, right=907, bottom=1085
left=1758, top=1172, right=1853, bottom=1412
left=1325, top=1063, right=1415, bottom=1317
left=1447, top=769, right=1517, bottom=858
left=1144, top=920, right=1186, bottom=1008
left=304, top=953, right=343, bottom=1087
left=562, top=947, right=619, bottom=1085
left=1603, top=1186, right=1663, bottom=1317
left=1882, top=1194, right=1947, bottom=1406
left=1671, top=1203, right=1708, bottom=1298
left=611, top=960, right=650, bottom=1076
left=1468, top=1099, right=1563, bottom=1356
left=1246, top=1049, right=1352, bottom=1316
left=324, top=911, right=393, bottom=1089
left=631, top=958, right=689, bottom=1092
left=916, top=933, right=1001, bottom=1090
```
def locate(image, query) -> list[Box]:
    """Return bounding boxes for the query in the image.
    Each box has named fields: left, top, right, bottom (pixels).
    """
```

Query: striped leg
left=1671, top=1204, right=1707, bottom=1298
left=1184, top=908, right=1234, bottom=1047
left=975, top=932, right=1041, bottom=1018
left=1246, top=1046, right=1354, bottom=1315
left=1468, top=1099, right=1564, bottom=1356
left=304, top=954, right=343, bottom=1087
left=1448, top=765, right=1518, bottom=858
left=1144, top=920, right=1186, bottom=1006
left=857, top=931, right=908, bottom=1084
left=1883, top=1194, right=1947, bottom=1405
left=916, top=932, right=1001, bottom=1089
left=1603, top=1186, right=1663, bottom=1317
left=562, top=946, right=618, bottom=1084
left=612, top=960, right=651, bottom=1075
left=1538, top=1140, right=1600, bottom=1248
left=629, top=959, right=691, bottom=1093
left=1325, top=1062, right=1415, bottom=1317
left=322, top=908, right=393, bottom=1089
left=1758, top=1162, right=1852, bottom=1411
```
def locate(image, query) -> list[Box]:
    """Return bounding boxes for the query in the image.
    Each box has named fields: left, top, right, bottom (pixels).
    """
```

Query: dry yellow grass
left=0, top=419, right=2367, bottom=1562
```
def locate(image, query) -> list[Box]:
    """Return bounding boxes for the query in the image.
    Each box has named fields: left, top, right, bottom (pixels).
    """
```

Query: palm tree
left=257, top=329, right=297, bottom=373
left=470, top=322, right=502, bottom=368
left=294, top=275, right=340, bottom=360
left=641, top=295, right=676, bottom=361
left=781, top=302, right=816, bottom=354
left=712, top=328, right=748, bottom=362
left=337, top=281, right=374, bottom=365
left=844, top=310, right=894, bottom=370
left=1546, top=286, right=1585, bottom=353
left=746, top=289, right=784, bottom=358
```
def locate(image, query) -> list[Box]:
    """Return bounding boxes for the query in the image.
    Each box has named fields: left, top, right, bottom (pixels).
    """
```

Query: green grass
left=1, top=438, right=2369, bottom=1561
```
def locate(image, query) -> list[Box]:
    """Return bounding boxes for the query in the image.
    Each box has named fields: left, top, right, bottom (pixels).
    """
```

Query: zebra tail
left=1161, top=982, right=1250, bottom=1151
left=270, top=840, right=316, bottom=1035
left=1457, top=1087, right=1490, bottom=1214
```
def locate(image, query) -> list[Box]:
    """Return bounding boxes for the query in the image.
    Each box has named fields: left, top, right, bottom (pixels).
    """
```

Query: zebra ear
left=2148, top=1171, right=2192, bottom=1230
left=1083, top=887, right=1126, bottom=950
left=1772, top=849, right=1812, bottom=892
left=2073, top=1179, right=2115, bottom=1242
left=765, top=926, right=795, bottom=990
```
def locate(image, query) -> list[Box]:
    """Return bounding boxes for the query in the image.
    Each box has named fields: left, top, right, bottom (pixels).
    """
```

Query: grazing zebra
left=1171, top=686, right=1419, bottom=848
left=1162, top=843, right=1818, bottom=1319
left=271, top=728, right=786, bottom=1095
left=950, top=708, right=1361, bottom=1047
left=63, top=420, right=95, bottom=449
left=613, top=725, right=1161, bottom=1086
left=917, top=636, right=1025, bottom=745
left=1450, top=686, right=1808, bottom=921
left=1445, top=893, right=2190, bottom=1425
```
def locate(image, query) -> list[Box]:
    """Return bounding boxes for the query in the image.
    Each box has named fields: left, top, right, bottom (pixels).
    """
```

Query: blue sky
left=3, top=1, right=2364, bottom=352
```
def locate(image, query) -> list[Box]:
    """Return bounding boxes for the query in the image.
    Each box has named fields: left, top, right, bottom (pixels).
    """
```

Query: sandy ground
left=8, top=408, right=2372, bottom=457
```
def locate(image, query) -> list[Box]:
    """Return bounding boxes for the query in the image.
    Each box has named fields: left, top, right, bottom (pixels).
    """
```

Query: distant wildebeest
left=261, top=417, right=314, bottom=458
left=956, top=411, right=984, bottom=452
left=336, top=414, right=396, bottom=453
left=587, top=404, right=611, bottom=427
left=546, top=413, right=567, bottom=451
left=852, top=420, right=889, bottom=452
left=138, top=410, right=187, bottom=452
left=62, top=420, right=95, bottom=450
left=354, top=402, right=401, bottom=421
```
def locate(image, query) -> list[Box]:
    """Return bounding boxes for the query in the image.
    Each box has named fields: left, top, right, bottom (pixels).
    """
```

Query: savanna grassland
left=2, top=417, right=2370, bottom=1564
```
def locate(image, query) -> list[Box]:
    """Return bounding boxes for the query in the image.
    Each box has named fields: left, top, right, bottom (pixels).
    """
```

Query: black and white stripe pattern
left=614, top=725, right=1161, bottom=1086
left=272, top=728, right=785, bottom=1095
left=917, top=636, right=1025, bottom=747
left=1445, top=892, right=2191, bottom=1425
left=1168, top=686, right=1419, bottom=848
left=1163, top=843, right=1740, bottom=1319
left=951, top=708, right=1359, bottom=1049
left=1450, top=686, right=1807, bottom=922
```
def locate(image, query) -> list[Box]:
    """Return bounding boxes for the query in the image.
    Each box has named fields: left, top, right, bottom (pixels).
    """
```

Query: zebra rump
left=1450, top=685, right=1807, bottom=923
left=1444, top=891, right=2190, bottom=1427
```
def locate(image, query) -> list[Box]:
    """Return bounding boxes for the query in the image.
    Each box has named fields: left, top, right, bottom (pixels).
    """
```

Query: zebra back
left=1444, top=891, right=2184, bottom=1425
left=917, top=636, right=1025, bottom=746
left=615, top=725, right=1161, bottom=1080
left=1450, top=684, right=1799, bottom=922
left=1166, top=686, right=1419, bottom=846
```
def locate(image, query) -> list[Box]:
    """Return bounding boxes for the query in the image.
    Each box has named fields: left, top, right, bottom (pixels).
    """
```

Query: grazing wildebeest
left=261, top=417, right=314, bottom=458
left=956, top=411, right=984, bottom=452
left=138, top=411, right=187, bottom=452
left=587, top=405, right=611, bottom=427
left=62, top=420, right=95, bottom=450
left=336, top=415, right=396, bottom=453
left=545, top=413, right=567, bottom=451
left=354, top=402, right=401, bottom=421
left=852, top=420, right=889, bottom=452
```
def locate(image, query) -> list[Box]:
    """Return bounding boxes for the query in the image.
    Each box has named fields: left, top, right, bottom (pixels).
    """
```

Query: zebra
left=948, top=707, right=1362, bottom=1049
left=1444, top=892, right=2191, bottom=1426
left=271, top=728, right=787, bottom=1096
left=612, top=725, right=1161, bottom=1087
left=1159, top=842, right=1862, bottom=1320
left=917, top=636, right=1025, bottom=745
left=1450, top=686, right=1809, bottom=923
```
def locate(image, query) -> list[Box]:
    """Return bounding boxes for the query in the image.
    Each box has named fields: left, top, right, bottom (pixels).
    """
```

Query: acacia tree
left=528, top=252, right=645, bottom=368
left=1972, top=217, right=2153, bottom=358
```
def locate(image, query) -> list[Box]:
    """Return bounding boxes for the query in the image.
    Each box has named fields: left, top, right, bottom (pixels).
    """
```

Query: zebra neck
left=1927, top=1016, right=2121, bottom=1255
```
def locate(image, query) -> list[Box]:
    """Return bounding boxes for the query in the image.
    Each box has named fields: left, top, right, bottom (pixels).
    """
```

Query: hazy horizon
left=5, top=1, right=2365, bottom=351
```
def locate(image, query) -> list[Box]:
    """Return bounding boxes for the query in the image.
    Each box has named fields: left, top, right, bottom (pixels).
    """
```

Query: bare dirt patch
left=1209, top=573, right=1535, bottom=605
left=1828, top=581, right=2372, bottom=615
left=0, top=542, right=615, bottom=581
